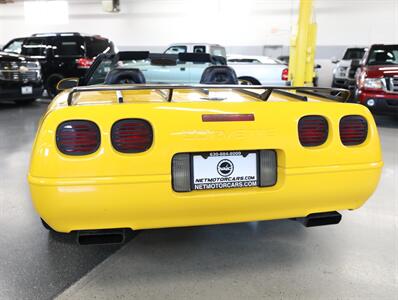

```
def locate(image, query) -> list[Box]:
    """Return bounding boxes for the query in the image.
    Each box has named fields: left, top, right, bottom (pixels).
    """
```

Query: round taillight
left=339, top=115, right=368, bottom=146
left=298, top=116, right=328, bottom=147
left=56, top=120, right=100, bottom=155
left=111, top=119, right=153, bottom=153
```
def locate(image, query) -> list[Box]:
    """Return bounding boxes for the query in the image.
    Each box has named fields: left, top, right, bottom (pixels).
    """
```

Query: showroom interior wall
left=1, top=0, right=397, bottom=58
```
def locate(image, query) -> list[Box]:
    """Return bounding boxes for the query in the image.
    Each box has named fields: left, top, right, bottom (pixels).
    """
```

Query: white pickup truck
left=164, top=43, right=290, bottom=86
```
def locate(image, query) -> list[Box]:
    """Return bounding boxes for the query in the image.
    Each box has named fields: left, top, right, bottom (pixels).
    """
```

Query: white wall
left=0, top=0, right=397, bottom=57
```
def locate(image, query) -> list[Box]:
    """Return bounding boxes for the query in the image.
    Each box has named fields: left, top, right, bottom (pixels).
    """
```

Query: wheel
left=238, top=77, right=261, bottom=85
left=41, top=218, right=55, bottom=231
left=45, top=74, right=64, bottom=98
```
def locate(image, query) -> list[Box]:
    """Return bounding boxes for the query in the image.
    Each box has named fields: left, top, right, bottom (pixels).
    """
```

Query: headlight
left=363, top=78, right=385, bottom=90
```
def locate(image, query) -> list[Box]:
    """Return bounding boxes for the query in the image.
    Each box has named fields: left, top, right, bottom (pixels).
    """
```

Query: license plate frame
left=21, top=86, right=33, bottom=95
left=192, top=150, right=259, bottom=191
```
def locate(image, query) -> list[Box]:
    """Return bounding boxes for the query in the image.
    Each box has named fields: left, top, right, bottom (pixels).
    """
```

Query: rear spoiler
left=66, top=85, right=350, bottom=106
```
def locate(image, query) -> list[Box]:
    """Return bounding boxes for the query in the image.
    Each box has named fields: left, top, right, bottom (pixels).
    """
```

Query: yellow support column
left=288, top=0, right=317, bottom=86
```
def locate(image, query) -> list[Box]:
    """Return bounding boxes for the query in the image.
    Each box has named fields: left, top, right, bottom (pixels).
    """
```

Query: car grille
left=1, top=71, right=39, bottom=82
left=336, top=66, right=348, bottom=78
left=0, top=61, right=41, bottom=83
left=387, top=77, right=398, bottom=93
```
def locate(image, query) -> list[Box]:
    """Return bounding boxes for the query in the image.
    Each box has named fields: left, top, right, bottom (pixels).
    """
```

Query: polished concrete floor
left=0, top=100, right=397, bottom=300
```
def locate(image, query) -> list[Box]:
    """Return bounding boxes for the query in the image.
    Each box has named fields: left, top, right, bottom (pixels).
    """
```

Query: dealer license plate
left=21, top=86, right=33, bottom=95
left=192, top=151, right=258, bottom=190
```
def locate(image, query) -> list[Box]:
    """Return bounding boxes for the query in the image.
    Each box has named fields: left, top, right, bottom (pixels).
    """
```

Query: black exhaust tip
left=77, top=229, right=126, bottom=245
left=296, top=211, right=342, bottom=227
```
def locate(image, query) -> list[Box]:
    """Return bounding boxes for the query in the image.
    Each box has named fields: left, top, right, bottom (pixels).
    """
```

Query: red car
left=355, top=44, right=398, bottom=115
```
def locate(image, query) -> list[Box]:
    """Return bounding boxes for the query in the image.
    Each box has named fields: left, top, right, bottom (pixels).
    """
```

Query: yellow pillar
left=288, top=0, right=316, bottom=86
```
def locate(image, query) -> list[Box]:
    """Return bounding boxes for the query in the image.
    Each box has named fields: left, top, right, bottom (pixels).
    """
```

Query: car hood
left=364, top=65, right=398, bottom=77
left=0, top=51, right=37, bottom=62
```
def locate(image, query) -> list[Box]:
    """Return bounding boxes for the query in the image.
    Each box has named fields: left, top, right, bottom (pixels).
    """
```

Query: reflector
left=202, top=114, right=255, bottom=122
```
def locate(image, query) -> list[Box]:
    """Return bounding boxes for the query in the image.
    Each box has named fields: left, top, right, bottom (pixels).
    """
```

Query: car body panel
left=28, top=87, right=383, bottom=232
left=227, top=55, right=289, bottom=86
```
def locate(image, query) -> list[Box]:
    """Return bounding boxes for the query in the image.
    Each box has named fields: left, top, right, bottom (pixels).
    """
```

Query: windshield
left=3, top=39, right=24, bottom=54
left=343, top=48, right=365, bottom=60
left=367, top=46, right=398, bottom=66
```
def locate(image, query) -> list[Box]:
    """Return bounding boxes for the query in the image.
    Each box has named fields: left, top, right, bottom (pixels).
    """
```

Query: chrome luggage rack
left=66, top=84, right=350, bottom=106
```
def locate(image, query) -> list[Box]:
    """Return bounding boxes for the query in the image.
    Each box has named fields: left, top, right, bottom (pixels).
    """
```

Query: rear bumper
left=358, top=90, right=398, bottom=115
left=28, top=161, right=383, bottom=233
left=0, top=81, right=43, bottom=101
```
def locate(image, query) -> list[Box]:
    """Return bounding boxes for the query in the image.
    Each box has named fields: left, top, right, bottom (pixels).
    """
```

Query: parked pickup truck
left=0, top=51, right=43, bottom=104
left=164, top=43, right=289, bottom=86
left=332, top=47, right=366, bottom=91
left=228, top=54, right=289, bottom=86
left=355, top=44, right=398, bottom=115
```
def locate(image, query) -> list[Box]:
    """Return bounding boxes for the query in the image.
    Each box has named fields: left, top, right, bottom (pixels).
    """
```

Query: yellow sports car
left=28, top=66, right=382, bottom=244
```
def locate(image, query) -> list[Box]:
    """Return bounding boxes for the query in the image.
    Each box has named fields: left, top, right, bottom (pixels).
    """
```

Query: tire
left=238, top=77, right=261, bottom=85
left=46, top=74, right=64, bottom=99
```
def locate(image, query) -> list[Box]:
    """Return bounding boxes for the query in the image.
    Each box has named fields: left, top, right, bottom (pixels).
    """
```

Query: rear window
left=55, top=36, right=84, bottom=57
left=165, top=46, right=187, bottom=54
left=85, top=37, right=111, bottom=58
left=21, top=38, right=47, bottom=57
left=343, top=48, right=365, bottom=60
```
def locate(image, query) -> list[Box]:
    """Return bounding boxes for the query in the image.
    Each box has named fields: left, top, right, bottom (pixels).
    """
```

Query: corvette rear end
left=28, top=85, right=383, bottom=238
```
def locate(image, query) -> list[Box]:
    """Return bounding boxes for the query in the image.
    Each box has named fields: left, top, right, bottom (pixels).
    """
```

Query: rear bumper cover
left=29, top=161, right=383, bottom=233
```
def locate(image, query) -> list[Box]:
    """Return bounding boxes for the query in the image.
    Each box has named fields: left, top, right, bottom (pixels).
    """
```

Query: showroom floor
left=0, top=101, right=397, bottom=300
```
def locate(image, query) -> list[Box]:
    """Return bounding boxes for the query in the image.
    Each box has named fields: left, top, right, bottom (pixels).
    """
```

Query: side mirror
left=331, top=57, right=340, bottom=64
left=315, top=64, right=322, bottom=69
left=57, top=78, right=79, bottom=91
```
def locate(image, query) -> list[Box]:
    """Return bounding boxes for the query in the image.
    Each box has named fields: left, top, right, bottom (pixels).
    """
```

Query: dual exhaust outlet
left=75, top=211, right=342, bottom=245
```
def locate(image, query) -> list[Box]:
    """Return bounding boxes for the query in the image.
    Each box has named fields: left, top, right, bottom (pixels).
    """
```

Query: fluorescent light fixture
left=24, top=1, right=69, bottom=25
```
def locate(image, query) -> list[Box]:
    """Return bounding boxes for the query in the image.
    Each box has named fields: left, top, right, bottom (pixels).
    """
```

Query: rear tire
left=46, top=74, right=64, bottom=99
left=238, top=77, right=261, bottom=85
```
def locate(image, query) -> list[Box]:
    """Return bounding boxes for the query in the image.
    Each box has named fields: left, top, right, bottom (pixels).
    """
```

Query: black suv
left=0, top=52, right=43, bottom=104
left=2, top=32, right=115, bottom=98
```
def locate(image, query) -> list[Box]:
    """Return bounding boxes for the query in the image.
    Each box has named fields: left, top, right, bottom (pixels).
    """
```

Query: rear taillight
left=76, top=58, right=94, bottom=69
left=281, top=68, right=289, bottom=81
left=172, top=153, right=191, bottom=192
left=56, top=120, right=100, bottom=155
left=298, top=116, right=328, bottom=147
left=111, top=119, right=153, bottom=153
left=339, top=115, right=368, bottom=146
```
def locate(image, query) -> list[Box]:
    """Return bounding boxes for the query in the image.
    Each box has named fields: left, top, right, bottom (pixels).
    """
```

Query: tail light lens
left=56, top=120, right=100, bottom=155
left=339, top=115, right=368, bottom=146
left=76, top=58, right=94, bottom=69
left=111, top=119, right=153, bottom=153
left=172, top=154, right=191, bottom=192
left=259, top=150, right=277, bottom=187
left=281, top=68, right=289, bottom=81
left=298, top=116, right=328, bottom=146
